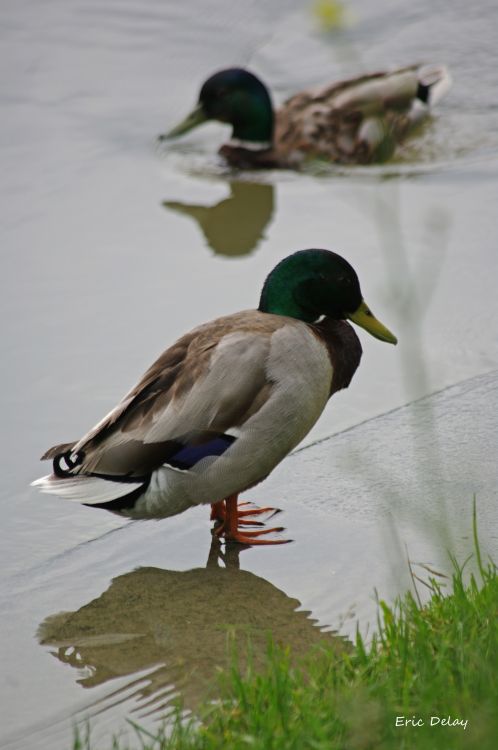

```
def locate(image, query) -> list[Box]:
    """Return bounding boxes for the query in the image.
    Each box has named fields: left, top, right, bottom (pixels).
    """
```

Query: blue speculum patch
left=167, top=435, right=236, bottom=470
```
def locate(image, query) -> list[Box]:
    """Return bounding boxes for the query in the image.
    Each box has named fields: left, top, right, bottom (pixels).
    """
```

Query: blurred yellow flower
left=312, top=0, right=347, bottom=31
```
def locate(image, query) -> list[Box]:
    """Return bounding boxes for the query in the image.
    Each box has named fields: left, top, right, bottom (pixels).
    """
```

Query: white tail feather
left=419, top=64, right=452, bottom=107
left=406, top=65, right=452, bottom=129
left=31, top=474, right=143, bottom=504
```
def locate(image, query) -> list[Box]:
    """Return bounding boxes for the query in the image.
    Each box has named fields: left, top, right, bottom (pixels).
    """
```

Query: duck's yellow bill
left=159, top=104, right=207, bottom=140
left=347, top=300, right=397, bottom=344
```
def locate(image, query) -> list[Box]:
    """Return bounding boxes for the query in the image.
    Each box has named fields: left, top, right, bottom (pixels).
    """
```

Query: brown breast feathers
left=310, top=318, right=363, bottom=396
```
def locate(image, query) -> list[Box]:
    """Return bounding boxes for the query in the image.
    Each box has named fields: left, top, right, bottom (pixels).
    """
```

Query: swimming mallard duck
left=33, top=249, right=397, bottom=545
left=159, top=65, right=451, bottom=168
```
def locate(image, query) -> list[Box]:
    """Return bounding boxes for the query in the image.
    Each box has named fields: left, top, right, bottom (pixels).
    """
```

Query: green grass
left=75, top=517, right=498, bottom=750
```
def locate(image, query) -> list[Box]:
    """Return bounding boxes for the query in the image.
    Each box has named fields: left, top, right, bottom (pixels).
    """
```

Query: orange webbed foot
left=226, top=533, right=290, bottom=546
left=211, top=495, right=290, bottom=546
left=238, top=505, right=281, bottom=519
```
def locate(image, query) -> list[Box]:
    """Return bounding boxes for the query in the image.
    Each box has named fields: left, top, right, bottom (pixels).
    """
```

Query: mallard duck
left=32, top=249, right=397, bottom=545
left=159, top=65, right=451, bottom=168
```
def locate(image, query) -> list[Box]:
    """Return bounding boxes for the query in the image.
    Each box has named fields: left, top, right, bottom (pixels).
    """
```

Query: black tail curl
left=53, top=450, right=85, bottom=478
left=416, top=81, right=430, bottom=104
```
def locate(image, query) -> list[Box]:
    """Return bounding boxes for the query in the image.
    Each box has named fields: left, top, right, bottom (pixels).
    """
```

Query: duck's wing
left=276, top=64, right=451, bottom=164
left=40, top=311, right=287, bottom=480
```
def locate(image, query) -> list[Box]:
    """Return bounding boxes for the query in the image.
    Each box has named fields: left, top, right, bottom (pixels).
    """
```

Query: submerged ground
left=1, top=0, right=497, bottom=748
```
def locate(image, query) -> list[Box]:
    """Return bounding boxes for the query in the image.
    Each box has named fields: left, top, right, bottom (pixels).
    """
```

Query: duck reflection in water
left=163, top=180, right=274, bottom=257
left=38, top=537, right=345, bottom=718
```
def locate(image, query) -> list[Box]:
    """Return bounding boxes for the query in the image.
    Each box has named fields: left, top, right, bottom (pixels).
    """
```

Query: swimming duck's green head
left=259, top=249, right=397, bottom=344
left=160, top=68, right=274, bottom=144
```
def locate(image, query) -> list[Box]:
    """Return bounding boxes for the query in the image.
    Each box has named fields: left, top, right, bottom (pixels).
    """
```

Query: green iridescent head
left=160, top=68, right=274, bottom=144
left=259, top=249, right=397, bottom=344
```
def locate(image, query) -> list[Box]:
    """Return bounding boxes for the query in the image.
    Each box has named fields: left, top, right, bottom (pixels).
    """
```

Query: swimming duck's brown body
left=164, top=65, right=451, bottom=168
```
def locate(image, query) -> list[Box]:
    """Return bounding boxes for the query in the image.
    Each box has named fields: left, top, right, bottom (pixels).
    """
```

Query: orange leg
left=210, top=500, right=225, bottom=524
left=213, top=494, right=290, bottom=546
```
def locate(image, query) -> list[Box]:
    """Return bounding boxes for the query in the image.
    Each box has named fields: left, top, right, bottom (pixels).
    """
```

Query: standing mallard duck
left=159, top=65, right=451, bottom=168
left=33, top=249, right=397, bottom=545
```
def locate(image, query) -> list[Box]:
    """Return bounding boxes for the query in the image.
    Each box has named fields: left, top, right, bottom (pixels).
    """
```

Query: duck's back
left=274, top=64, right=451, bottom=165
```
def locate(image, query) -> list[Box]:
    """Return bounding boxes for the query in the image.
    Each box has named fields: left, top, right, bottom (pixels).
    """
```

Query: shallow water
left=1, top=0, right=498, bottom=747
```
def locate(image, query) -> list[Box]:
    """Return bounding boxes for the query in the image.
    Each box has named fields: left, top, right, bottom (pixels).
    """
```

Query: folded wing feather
left=44, top=312, right=286, bottom=478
